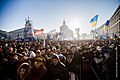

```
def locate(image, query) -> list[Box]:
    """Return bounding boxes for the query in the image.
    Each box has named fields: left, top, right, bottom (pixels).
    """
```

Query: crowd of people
left=0, top=39, right=119, bottom=80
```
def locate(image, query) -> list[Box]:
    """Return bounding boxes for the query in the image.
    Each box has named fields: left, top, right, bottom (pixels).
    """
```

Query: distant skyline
left=0, top=0, right=120, bottom=35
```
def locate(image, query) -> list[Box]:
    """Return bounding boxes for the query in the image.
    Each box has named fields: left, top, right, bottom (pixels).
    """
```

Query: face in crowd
left=71, top=46, right=76, bottom=53
left=19, top=68, right=26, bottom=79
left=52, top=59, right=59, bottom=65
left=34, top=58, right=44, bottom=68
left=18, top=63, right=30, bottom=80
left=8, top=47, right=14, bottom=53
left=36, top=50, right=41, bottom=57
left=52, top=55, right=59, bottom=65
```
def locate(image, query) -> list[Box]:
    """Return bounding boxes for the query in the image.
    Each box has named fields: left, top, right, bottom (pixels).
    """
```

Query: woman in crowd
left=17, top=62, right=30, bottom=80
left=25, top=57, right=47, bottom=80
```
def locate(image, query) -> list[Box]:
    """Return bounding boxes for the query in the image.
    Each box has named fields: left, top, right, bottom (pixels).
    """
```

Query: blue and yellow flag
left=104, top=20, right=110, bottom=30
left=90, top=15, right=98, bottom=27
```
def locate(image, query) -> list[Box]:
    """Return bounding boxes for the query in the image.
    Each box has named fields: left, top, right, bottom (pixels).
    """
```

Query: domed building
left=60, top=20, right=73, bottom=40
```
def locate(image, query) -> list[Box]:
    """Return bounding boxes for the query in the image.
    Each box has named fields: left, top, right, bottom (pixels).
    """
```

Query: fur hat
left=34, top=57, right=43, bottom=62
left=17, top=62, right=30, bottom=75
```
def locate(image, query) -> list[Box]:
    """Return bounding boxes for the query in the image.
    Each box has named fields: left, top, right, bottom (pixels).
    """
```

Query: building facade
left=0, top=30, right=8, bottom=40
left=108, top=5, right=120, bottom=37
left=96, top=24, right=105, bottom=36
left=94, top=24, right=107, bottom=38
left=94, top=5, right=120, bottom=39
left=8, top=28, right=24, bottom=40
left=8, top=17, right=35, bottom=40
left=60, top=20, right=73, bottom=40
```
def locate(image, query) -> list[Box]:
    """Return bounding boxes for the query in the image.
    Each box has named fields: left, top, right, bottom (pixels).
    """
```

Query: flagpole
left=91, top=30, right=94, bottom=39
left=90, top=15, right=98, bottom=40
left=92, top=29, right=94, bottom=39
left=92, top=28, right=96, bottom=40
left=94, top=18, right=98, bottom=39
left=106, top=29, right=108, bottom=39
left=95, top=27, right=96, bottom=39
left=78, top=28, right=80, bottom=40
left=43, top=33, right=45, bottom=48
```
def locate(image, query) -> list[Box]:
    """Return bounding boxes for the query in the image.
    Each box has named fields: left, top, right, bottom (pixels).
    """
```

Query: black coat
left=65, top=51, right=82, bottom=74
left=46, top=62, right=70, bottom=80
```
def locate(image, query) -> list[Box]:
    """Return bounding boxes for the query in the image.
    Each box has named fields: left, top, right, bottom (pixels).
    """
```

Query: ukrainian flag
left=104, top=20, right=110, bottom=30
left=90, top=15, right=98, bottom=27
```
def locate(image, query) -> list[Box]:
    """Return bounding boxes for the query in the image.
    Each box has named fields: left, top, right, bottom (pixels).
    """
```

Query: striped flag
left=50, top=29, right=56, bottom=34
left=90, top=15, right=98, bottom=27
left=104, top=20, right=110, bottom=30
left=34, top=29, right=44, bottom=36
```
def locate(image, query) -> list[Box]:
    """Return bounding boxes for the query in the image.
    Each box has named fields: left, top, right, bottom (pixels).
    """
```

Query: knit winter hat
left=52, top=54, right=59, bottom=60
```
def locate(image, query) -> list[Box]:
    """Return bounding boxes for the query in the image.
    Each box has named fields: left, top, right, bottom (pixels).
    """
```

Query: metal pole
left=80, top=65, right=81, bottom=80
left=94, top=27, right=96, bottom=39
left=90, top=65, right=100, bottom=80
left=92, top=30, right=95, bottom=39
left=116, top=45, right=118, bottom=78
left=43, top=33, right=45, bottom=48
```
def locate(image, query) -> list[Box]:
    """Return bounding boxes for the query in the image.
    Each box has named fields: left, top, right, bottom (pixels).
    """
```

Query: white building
left=8, top=28, right=24, bottom=40
left=108, top=5, right=120, bottom=37
left=60, top=20, right=73, bottom=40
left=0, top=30, right=8, bottom=40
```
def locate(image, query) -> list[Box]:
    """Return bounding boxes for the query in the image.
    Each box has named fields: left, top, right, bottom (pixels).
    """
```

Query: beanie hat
left=29, top=51, right=36, bottom=59
left=52, top=54, right=59, bottom=60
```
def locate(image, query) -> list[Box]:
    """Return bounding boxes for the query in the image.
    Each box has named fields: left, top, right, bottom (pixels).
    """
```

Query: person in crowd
left=0, top=46, right=3, bottom=62
left=17, top=62, right=30, bottom=80
left=2, top=47, right=19, bottom=80
left=65, top=46, right=82, bottom=80
left=25, top=57, right=47, bottom=80
left=46, top=54, right=70, bottom=80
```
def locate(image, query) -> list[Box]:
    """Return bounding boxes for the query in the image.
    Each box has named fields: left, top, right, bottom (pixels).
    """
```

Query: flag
left=34, top=29, right=44, bottom=36
left=58, top=32, right=63, bottom=35
left=50, top=29, right=56, bottom=34
left=90, top=15, right=98, bottom=27
left=104, top=20, right=110, bottom=30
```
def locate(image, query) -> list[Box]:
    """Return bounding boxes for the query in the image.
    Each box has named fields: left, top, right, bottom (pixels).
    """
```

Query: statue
left=24, top=17, right=35, bottom=40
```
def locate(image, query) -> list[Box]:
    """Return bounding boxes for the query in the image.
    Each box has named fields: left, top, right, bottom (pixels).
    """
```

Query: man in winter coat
left=46, top=54, right=70, bottom=80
